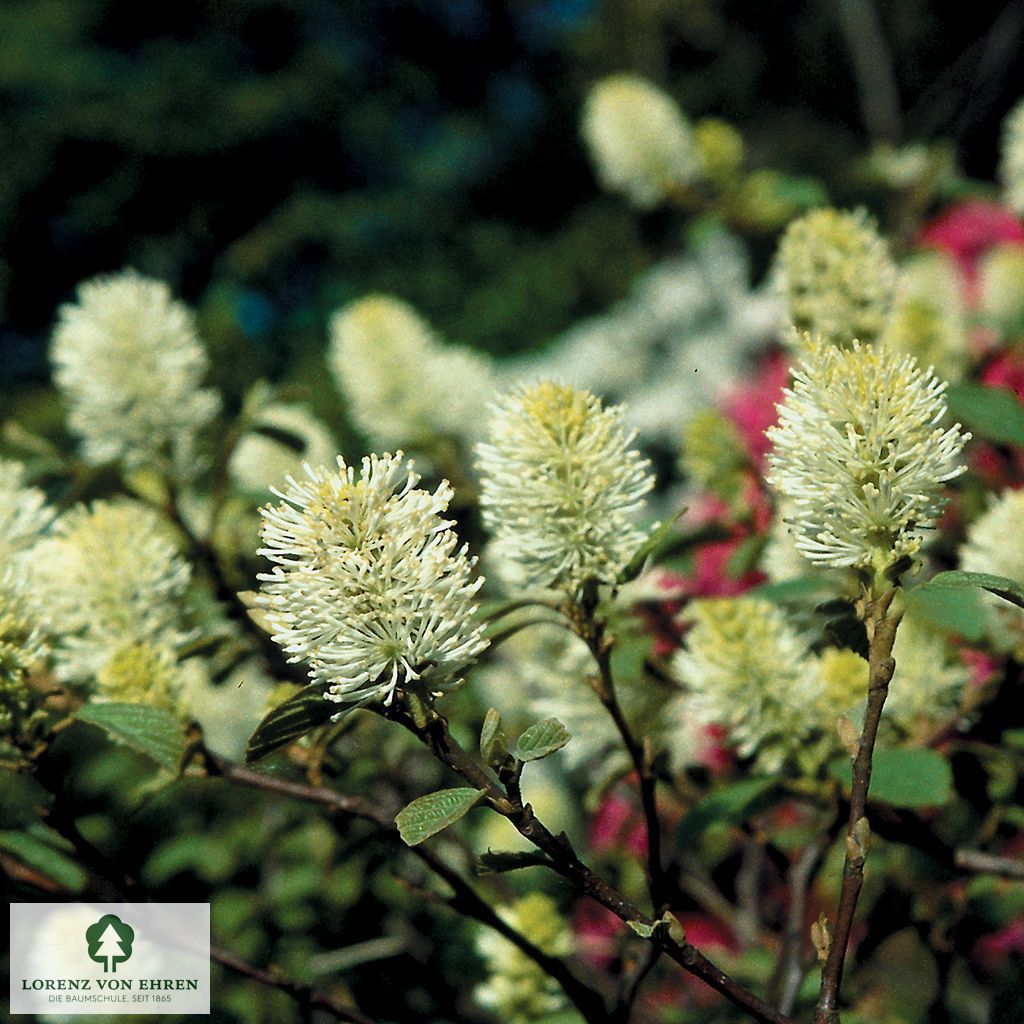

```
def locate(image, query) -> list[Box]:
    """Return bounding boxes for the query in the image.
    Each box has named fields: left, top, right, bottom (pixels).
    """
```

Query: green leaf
left=828, top=748, right=953, bottom=808
left=946, top=384, right=1024, bottom=448
left=395, top=788, right=485, bottom=846
left=921, top=571, right=1024, bottom=611
left=903, top=580, right=988, bottom=641
left=246, top=684, right=369, bottom=764
left=676, top=778, right=779, bottom=846
left=619, top=512, right=685, bottom=583
left=515, top=718, right=571, bottom=762
left=75, top=703, right=185, bottom=773
left=0, top=829, right=88, bottom=891
left=751, top=576, right=835, bottom=603
left=479, top=708, right=509, bottom=766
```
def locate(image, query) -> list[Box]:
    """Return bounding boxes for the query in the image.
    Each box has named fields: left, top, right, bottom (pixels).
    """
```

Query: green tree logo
left=85, top=914, right=135, bottom=973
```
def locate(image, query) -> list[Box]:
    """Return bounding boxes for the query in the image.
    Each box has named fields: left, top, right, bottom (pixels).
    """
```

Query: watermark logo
left=85, top=914, right=135, bottom=973
left=9, top=902, right=210, bottom=1015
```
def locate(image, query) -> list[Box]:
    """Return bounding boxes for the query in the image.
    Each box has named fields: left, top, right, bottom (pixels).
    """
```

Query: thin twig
left=210, top=946, right=376, bottom=1024
left=773, top=831, right=832, bottom=1015
left=578, top=605, right=668, bottom=912
left=398, top=707, right=794, bottom=1024
left=954, top=849, right=1024, bottom=880
left=814, top=589, right=902, bottom=1024
left=204, top=751, right=610, bottom=1024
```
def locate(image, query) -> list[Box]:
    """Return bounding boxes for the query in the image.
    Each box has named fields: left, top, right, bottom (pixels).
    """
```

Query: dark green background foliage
left=2, top=0, right=1023, bottom=397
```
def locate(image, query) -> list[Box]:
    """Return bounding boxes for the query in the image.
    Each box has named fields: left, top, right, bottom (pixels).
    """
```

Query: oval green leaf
left=515, top=718, right=571, bottom=762
left=395, top=788, right=485, bottom=846
left=75, top=702, right=185, bottom=773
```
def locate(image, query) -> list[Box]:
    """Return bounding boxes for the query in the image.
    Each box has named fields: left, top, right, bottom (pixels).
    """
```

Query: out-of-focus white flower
left=328, top=295, right=493, bottom=451
left=581, top=73, right=700, bottom=209
left=672, top=597, right=818, bottom=773
left=229, top=402, right=337, bottom=493
left=474, top=893, right=573, bottom=1024
left=885, top=612, right=969, bottom=737
left=1000, top=98, right=1024, bottom=215
left=477, top=382, right=655, bottom=593
left=959, top=488, right=1024, bottom=653
left=0, top=459, right=52, bottom=562
left=257, top=452, right=488, bottom=706
left=51, top=270, right=220, bottom=477
left=766, top=340, right=969, bottom=576
left=30, top=500, right=192, bottom=686
left=503, top=236, right=781, bottom=450
left=978, top=244, right=1024, bottom=333
left=672, top=597, right=867, bottom=774
left=881, top=251, right=968, bottom=381
left=776, top=208, right=897, bottom=347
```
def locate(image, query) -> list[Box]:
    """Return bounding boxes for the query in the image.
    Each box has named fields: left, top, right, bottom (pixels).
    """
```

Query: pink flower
left=974, top=920, right=1024, bottom=972
left=572, top=901, right=624, bottom=969
left=590, top=792, right=647, bottom=856
left=721, top=351, right=790, bottom=467
left=982, top=350, right=1024, bottom=402
left=919, top=202, right=1024, bottom=304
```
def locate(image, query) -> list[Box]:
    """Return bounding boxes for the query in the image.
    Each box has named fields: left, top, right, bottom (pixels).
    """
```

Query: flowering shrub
left=7, top=27, right=1024, bottom=1024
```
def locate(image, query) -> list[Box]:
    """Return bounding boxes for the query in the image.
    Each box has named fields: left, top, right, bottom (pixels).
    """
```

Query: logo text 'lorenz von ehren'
left=9, top=902, right=211, bottom=1014
left=85, top=914, right=135, bottom=973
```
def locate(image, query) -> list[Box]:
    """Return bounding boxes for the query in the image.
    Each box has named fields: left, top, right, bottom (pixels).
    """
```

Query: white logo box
left=9, top=902, right=210, bottom=1015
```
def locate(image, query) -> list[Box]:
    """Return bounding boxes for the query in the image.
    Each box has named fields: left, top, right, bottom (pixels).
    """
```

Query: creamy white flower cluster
left=776, top=208, right=897, bottom=348
left=670, top=597, right=861, bottom=774
left=30, top=500, right=193, bottom=698
left=671, top=596, right=962, bottom=770
left=51, top=270, right=220, bottom=477
left=766, top=340, right=969, bottom=575
left=257, top=452, right=488, bottom=706
left=581, top=73, right=700, bottom=209
left=476, top=382, right=655, bottom=593
left=328, top=295, right=493, bottom=451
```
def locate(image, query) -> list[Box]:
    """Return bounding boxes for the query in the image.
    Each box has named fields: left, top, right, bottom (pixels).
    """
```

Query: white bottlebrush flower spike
left=51, top=270, right=220, bottom=476
left=766, top=340, right=969, bottom=576
left=581, top=73, right=700, bottom=209
left=776, top=208, right=897, bottom=347
left=257, top=452, right=489, bottom=706
left=1000, top=98, right=1024, bottom=216
left=328, top=294, right=493, bottom=451
left=476, top=382, right=655, bottom=592
left=30, top=500, right=192, bottom=685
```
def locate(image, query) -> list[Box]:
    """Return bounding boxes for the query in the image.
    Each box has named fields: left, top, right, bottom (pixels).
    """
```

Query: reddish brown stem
left=813, top=590, right=902, bottom=1024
